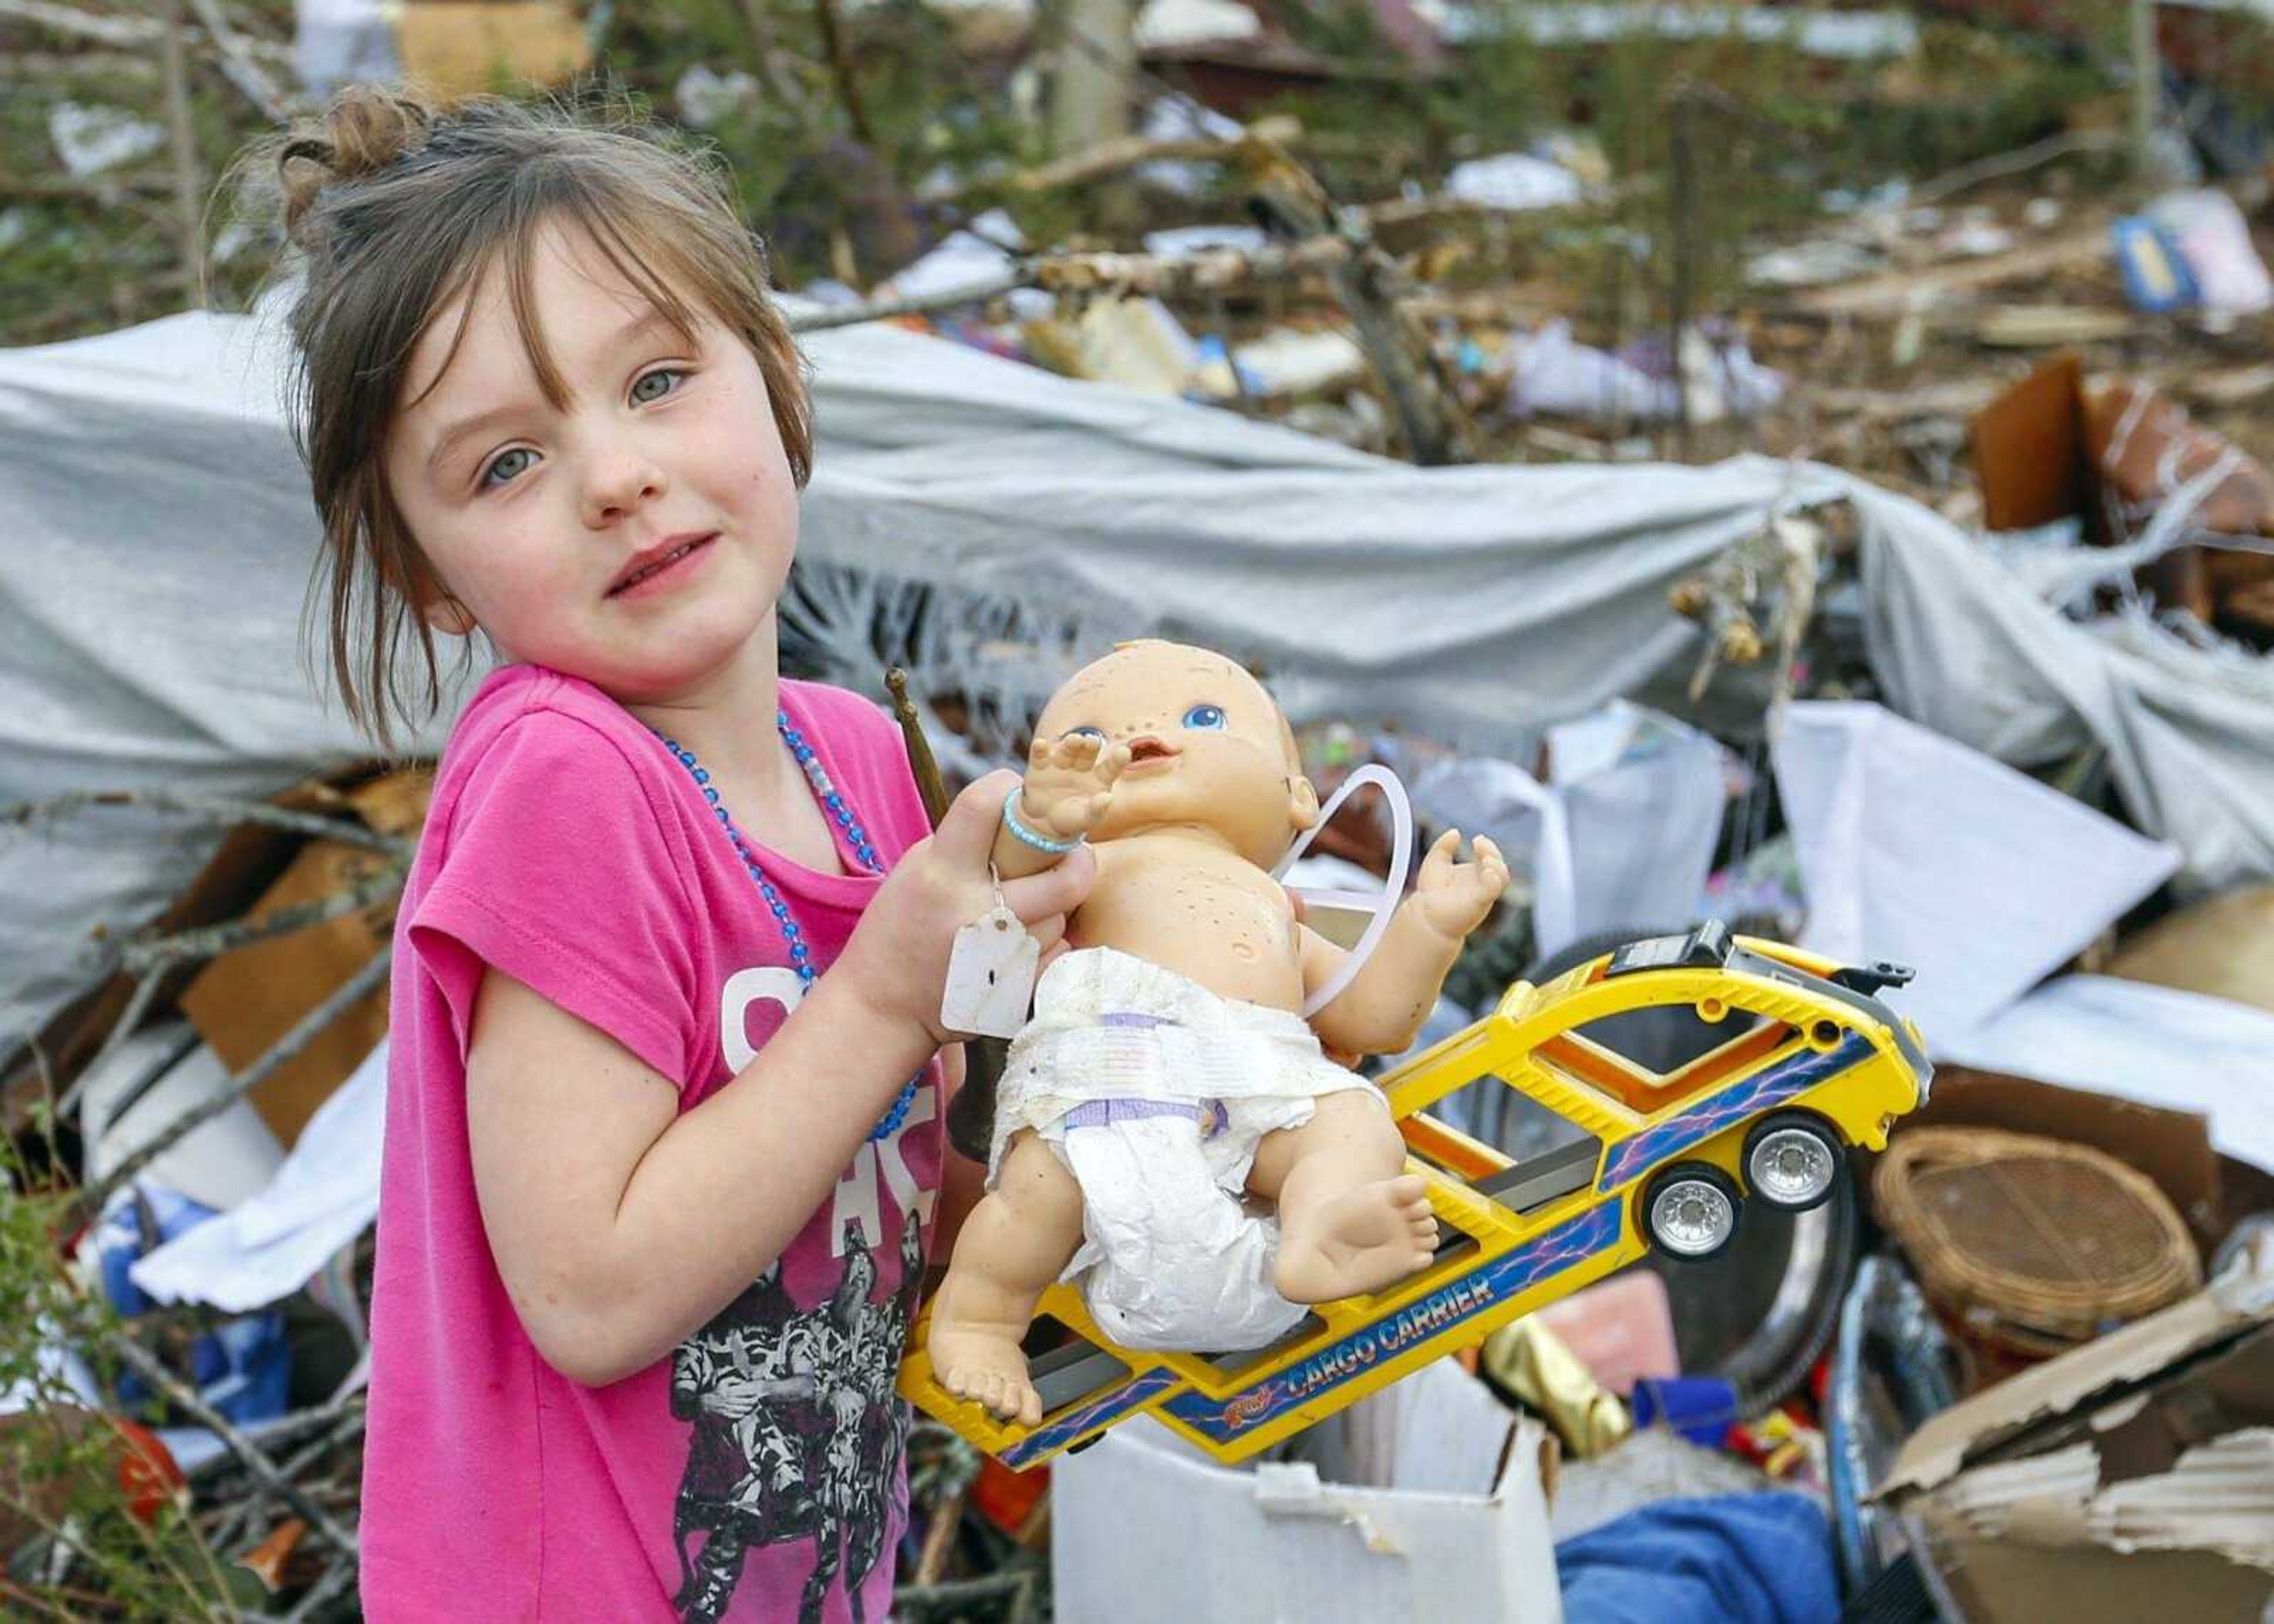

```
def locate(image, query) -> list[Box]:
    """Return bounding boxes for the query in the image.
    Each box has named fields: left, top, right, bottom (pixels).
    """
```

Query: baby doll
left=929, top=640, right=1506, bottom=1426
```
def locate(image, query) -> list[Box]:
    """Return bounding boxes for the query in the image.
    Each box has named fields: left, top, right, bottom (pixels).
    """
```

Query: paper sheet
left=1774, top=701, right=2179, bottom=1046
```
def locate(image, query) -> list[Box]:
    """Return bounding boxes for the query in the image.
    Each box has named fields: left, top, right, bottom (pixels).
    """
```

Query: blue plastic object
left=91, top=1190, right=290, bottom=1428
left=1630, top=1375, right=1744, bottom=1448
left=2111, top=217, right=2199, bottom=313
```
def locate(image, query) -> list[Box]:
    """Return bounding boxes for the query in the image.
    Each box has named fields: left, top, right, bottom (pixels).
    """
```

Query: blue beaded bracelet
left=1001, top=786, right=1083, bottom=855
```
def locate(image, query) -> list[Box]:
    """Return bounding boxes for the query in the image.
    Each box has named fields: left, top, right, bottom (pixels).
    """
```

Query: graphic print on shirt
left=670, top=1211, right=926, bottom=1624
left=721, top=967, right=939, bottom=1260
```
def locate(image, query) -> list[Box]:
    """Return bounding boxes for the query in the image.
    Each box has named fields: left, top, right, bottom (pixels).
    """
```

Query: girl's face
left=384, top=221, right=799, bottom=705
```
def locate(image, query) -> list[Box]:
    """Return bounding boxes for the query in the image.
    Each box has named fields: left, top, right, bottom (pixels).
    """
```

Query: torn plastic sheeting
left=1410, top=704, right=1723, bottom=957
left=129, top=1038, right=386, bottom=1314
left=1771, top=700, right=2178, bottom=1046
left=1839, top=465, right=2274, bottom=889
left=18, top=311, right=2274, bottom=1058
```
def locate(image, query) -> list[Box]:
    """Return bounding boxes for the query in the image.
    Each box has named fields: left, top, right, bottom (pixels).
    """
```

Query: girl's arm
left=465, top=773, right=1090, bottom=1387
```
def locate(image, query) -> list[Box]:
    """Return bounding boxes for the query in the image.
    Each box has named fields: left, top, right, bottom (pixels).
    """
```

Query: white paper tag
left=940, top=903, right=1039, bottom=1038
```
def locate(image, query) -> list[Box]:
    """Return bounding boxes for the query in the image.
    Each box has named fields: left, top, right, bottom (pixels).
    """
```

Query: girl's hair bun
left=278, top=85, right=440, bottom=246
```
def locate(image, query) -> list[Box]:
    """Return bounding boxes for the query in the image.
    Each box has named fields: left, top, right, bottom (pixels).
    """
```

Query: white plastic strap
left=1272, top=764, right=1413, bottom=1018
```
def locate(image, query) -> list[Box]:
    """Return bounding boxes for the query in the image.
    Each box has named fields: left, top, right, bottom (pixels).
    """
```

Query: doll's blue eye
left=1064, top=726, right=1107, bottom=741
left=1182, top=704, right=1228, bottom=730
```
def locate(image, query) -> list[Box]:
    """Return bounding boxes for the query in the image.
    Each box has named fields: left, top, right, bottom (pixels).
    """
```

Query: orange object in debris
left=107, top=1415, right=185, bottom=1523
left=1971, top=353, right=2089, bottom=533
left=237, top=1517, right=308, bottom=1593
left=970, top=1454, right=1049, bottom=1539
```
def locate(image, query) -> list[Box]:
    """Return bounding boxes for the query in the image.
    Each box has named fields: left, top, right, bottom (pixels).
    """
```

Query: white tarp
left=7, top=306, right=2274, bottom=1058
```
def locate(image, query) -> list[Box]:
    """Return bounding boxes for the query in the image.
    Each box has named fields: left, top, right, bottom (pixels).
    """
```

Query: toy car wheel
left=1645, top=1163, right=1741, bottom=1260
left=1744, top=1114, right=1844, bottom=1213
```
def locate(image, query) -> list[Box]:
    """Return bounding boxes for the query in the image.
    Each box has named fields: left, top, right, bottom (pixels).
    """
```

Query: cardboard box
left=1053, top=1359, right=1562, bottom=1622
left=170, top=771, right=428, bottom=1151
left=1875, top=1236, right=2274, bottom=1622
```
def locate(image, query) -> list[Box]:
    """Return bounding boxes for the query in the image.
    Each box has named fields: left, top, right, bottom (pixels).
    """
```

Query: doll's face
left=1037, top=641, right=1318, bottom=867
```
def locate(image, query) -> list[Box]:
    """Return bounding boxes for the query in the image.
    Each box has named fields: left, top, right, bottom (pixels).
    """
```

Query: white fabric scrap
left=130, top=1039, right=387, bottom=1313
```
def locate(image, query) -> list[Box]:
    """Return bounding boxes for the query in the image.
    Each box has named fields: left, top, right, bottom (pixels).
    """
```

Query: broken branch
left=1, top=790, right=412, bottom=858
left=105, top=1334, right=360, bottom=1559
left=78, top=947, right=393, bottom=1212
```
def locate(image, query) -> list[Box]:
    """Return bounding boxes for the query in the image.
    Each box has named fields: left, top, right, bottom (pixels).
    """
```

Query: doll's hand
left=1412, top=829, right=1508, bottom=942
left=1018, top=731, right=1132, bottom=842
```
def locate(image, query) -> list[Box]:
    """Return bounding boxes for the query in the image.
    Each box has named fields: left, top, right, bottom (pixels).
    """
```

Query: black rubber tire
left=1743, top=1111, right=1846, bottom=1213
left=1642, top=1161, right=1744, bottom=1262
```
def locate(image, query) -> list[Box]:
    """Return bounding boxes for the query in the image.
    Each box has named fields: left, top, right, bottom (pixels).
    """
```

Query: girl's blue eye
left=480, top=447, right=537, bottom=488
left=630, top=368, right=685, bottom=405
left=1064, top=726, right=1107, bottom=742
left=1182, top=703, right=1228, bottom=731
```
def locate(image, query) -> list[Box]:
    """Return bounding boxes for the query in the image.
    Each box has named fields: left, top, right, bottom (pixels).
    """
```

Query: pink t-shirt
left=362, top=665, right=945, bottom=1623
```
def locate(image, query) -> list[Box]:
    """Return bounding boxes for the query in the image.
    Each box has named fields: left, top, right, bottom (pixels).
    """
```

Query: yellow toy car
left=900, top=921, right=1931, bottom=1469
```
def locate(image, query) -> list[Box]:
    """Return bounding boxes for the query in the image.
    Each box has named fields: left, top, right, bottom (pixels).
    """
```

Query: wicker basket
left=1872, top=1127, right=2201, bottom=1355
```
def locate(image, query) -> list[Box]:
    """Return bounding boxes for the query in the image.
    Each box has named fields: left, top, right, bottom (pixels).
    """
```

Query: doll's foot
left=1274, top=1173, right=1438, bottom=1303
left=931, top=1324, right=1043, bottom=1428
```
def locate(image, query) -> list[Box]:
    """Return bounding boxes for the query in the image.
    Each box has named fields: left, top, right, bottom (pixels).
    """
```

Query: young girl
left=263, top=88, right=1089, bottom=1621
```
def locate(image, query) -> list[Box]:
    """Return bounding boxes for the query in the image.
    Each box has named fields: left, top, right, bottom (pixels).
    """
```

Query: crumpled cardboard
left=174, top=771, right=428, bottom=1151
left=1875, top=1235, right=2274, bottom=1622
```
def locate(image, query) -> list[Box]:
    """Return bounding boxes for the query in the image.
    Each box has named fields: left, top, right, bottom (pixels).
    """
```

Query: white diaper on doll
left=990, top=946, right=1382, bottom=1351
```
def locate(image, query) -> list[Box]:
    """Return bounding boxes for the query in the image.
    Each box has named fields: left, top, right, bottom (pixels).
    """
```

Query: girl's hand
left=838, top=770, right=1095, bottom=1045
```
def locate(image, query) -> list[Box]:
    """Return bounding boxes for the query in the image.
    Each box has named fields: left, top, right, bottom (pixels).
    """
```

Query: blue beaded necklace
left=653, top=710, right=920, bottom=1142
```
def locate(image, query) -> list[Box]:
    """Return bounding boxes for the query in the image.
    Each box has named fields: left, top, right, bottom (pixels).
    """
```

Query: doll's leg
left=1248, top=1090, right=1437, bottom=1303
left=927, top=1130, right=1086, bottom=1427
